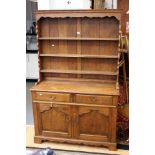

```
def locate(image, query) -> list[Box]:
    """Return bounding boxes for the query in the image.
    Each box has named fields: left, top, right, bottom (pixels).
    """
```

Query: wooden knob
left=91, top=96, right=97, bottom=103
left=49, top=96, right=56, bottom=101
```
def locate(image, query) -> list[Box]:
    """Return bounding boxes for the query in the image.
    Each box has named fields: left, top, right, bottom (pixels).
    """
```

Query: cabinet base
left=34, top=136, right=117, bottom=151
left=34, top=137, right=43, bottom=144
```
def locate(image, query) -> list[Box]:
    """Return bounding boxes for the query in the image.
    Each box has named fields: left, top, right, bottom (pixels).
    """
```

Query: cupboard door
left=74, top=106, right=116, bottom=142
left=37, top=103, right=71, bottom=138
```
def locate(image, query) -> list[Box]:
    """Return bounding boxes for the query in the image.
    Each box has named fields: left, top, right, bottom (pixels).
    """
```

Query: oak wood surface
left=75, top=94, right=113, bottom=105
left=35, top=10, right=122, bottom=21
left=31, top=79, right=119, bottom=95
left=33, top=92, right=70, bottom=102
left=39, top=37, right=119, bottom=41
left=32, top=101, right=117, bottom=108
left=39, top=54, right=118, bottom=58
left=40, top=69, right=117, bottom=75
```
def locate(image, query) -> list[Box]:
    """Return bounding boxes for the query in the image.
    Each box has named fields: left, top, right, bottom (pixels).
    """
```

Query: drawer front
left=33, top=92, right=70, bottom=102
left=75, top=94, right=113, bottom=105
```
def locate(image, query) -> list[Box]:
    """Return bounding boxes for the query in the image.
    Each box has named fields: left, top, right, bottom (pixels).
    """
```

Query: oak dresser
left=31, top=10, right=121, bottom=150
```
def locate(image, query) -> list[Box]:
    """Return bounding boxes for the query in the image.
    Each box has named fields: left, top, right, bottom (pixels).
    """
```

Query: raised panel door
left=74, top=106, right=113, bottom=142
left=36, top=102, right=71, bottom=138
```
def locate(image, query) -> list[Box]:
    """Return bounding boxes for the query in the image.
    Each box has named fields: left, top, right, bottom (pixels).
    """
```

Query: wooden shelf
left=40, top=54, right=118, bottom=59
left=40, top=69, right=117, bottom=76
left=38, top=37, right=119, bottom=41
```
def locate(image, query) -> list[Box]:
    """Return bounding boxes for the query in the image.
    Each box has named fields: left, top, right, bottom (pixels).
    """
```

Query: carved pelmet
left=35, top=10, right=122, bottom=22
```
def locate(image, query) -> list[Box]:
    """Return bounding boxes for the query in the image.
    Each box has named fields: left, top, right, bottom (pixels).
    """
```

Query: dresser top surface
left=31, top=79, right=119, bottom=95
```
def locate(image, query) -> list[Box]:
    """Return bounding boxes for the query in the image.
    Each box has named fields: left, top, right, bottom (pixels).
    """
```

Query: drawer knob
left=39, top=93, right=43, bottom=96
left=49, top=96, right=56, bottom=101
left=91, top=96, right=97, bottom=103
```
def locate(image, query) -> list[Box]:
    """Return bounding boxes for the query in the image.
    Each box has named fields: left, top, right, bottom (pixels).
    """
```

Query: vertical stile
left=77, top=18, right=82, bottom=78
left=116, top=23, right=122, bottom=89
left=70, top=93, right=74, bottom=138
left=48, top=18, right=52, bottom=77
left=36, top=19, right=42, bottom=83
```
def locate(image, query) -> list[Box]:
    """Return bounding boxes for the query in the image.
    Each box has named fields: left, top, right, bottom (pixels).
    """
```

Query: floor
left=26, top=82, right=129, bottom=155
left=26, top=148, right=119, bottom=155
left=26, top=82, right=35, bottom=125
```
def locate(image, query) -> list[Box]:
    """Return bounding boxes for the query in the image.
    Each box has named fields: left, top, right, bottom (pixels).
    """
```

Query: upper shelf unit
left=36, top=10, right=121, bottom=82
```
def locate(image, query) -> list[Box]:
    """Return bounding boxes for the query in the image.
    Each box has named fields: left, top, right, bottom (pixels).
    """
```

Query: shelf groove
left=39, top=54, right=118, bottom=58
left=40, top=69, right=117, bottom=76
left=38, top=37, right=119, bottom=41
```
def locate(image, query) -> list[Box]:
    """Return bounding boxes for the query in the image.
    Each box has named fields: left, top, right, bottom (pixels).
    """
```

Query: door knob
left=65, top=116, right=70, bottom=122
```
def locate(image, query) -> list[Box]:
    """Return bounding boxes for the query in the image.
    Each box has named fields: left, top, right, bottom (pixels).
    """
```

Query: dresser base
left=34, top=136, right=117, bottom=151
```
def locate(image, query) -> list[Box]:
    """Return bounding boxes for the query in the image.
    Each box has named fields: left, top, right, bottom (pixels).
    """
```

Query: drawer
left=75, top=94, right=113, bottom=105
left=33, top=92, right=70, bottom=102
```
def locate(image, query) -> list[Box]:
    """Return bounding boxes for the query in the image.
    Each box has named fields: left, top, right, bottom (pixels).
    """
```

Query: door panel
left=38, top=103, right=71, bottom=138
left=75, top=106, right=111, bottom=142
